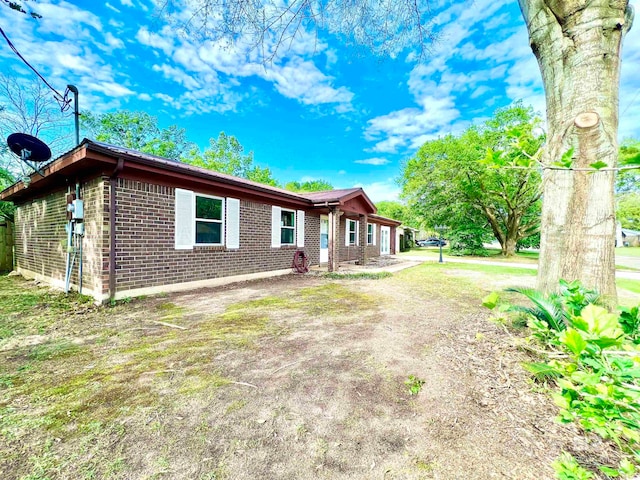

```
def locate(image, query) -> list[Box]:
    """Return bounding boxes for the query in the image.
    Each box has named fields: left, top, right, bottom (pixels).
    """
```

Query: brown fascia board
left=369, top=214, right=402, bottom=227
left=307, top=188, right=378, bottom=214
left=85, top=142, right=312, bottom=208
left=1, top=140, right=312, bottom=209
left=338, top=188, right=377, bottom=213
left=0, top=143, right=102, bottom=201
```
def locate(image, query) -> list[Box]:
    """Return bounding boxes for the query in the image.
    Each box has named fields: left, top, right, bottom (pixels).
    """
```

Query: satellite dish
left=7, top=133, right=52, bottom=163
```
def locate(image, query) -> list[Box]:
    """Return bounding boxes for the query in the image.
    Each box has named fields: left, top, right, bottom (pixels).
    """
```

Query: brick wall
left=14, top=177, right=105, bottom=294
left=112, top=179, right=321, bottom=293
left=338, top=216, right=381, bottom=262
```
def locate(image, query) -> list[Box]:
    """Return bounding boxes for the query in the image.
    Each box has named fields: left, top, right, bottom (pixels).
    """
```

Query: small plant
left=506, top=281, right=640, bottom=479
left=506, top=280, right=600, bottom=332
left=552, top=452, right=594, bottom=480
left=619, top=306, right=640, bottom=344
left=405, top=375, right=425, bottom=395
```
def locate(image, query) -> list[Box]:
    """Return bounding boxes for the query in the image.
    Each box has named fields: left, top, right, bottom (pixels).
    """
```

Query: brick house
left=0, top=139, right=400, bottom=302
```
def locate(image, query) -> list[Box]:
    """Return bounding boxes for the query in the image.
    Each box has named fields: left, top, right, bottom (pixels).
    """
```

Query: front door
left=380, top=226, right=390, bottom=255
left=320, top=215, right=329, bottom=263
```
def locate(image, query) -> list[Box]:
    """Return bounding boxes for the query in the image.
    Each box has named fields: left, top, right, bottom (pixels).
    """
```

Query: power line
left=0, top=25, right=72, bottom=112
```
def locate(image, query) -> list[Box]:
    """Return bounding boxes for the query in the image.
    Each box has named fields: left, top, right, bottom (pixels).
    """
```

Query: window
left=367, top=223, right=375, bottom=245
left=271, top=207, right=304, bottom=248
left=175, top=189, right=239, bottom=250
left=280, top=209, right=295, bottom=245
left=347, top=219, right=358, bottom=246
left=195, top=194, right=224, bottom=245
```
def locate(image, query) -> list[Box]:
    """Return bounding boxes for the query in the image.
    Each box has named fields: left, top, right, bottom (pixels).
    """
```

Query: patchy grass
left=322, top=271, right=393, bottom=280
left=0, top=275, right=385, bottom=480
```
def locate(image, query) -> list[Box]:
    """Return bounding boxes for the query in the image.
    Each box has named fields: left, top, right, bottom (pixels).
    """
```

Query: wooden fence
left=0, top=220, right=14, bottom=272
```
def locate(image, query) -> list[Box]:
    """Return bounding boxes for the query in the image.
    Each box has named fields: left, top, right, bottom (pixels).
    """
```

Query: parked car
left=417, top=238, right=447, bottom=247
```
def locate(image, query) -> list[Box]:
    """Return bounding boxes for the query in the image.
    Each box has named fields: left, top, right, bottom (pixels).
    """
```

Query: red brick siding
left=13, top=177, right=105, bottom=294
left=112, top=179, right=321, bottom=292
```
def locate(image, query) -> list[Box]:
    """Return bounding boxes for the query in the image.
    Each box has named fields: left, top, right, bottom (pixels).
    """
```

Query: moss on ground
left=0, top=275, right=384, bottom=479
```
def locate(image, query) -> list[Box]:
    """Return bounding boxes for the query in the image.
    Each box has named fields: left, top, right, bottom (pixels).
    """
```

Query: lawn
left=617, top=246, right=640, bottom=258
left=0, top=267, right=635, bottom=479
left=401, top=246, right=640, bottom=272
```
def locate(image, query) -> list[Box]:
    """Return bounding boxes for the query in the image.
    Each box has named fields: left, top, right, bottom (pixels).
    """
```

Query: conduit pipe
left=109, top=158, right=124, bottom=301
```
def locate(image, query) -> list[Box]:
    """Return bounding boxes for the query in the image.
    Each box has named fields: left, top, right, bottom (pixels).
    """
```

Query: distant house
left=0, top=139, right=400, bottom=302
left=622, top=228, right=640, bottom=247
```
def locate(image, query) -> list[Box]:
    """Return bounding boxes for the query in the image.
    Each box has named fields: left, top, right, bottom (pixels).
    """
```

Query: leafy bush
left=494, top=282, right=640, bottom=479
left=447, top=225, right=489, bottom=256
left=506, top=280, right=600, bottom=332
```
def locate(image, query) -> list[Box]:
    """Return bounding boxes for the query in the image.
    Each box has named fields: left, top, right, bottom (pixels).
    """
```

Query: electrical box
left=71, top=199, right=84, bottom=220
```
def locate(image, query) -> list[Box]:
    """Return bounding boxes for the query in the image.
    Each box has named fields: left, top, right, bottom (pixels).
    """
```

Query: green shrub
left=505, top=281, right=640, bottom=479
left=447, top=225, right=489, bottom=256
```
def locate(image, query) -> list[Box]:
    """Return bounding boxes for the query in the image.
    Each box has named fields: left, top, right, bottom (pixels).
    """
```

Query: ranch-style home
left=0, top=139, right=400, bottom=302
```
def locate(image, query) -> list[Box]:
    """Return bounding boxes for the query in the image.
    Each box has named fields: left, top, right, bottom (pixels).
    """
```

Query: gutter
left=109, top=158, right=124, bottom=300
left=86, top=142, right=312, bottom=207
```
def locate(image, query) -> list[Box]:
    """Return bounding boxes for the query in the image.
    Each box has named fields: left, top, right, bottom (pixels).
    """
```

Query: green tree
left=375, top=201, right=412, bottom=225
left=1, top=0, right=41, bottom=18
left=0, top=165, right=14, bottom=220
left=285, top=180, right=333, bottom=192
left=161, top=0, right=634, bottom=302
left=82, top=110, right=193, bottom=160
left=185, top=132, right=279, bottom=186
left=401, top=104, right=543, bottom=257
left=0, top=74, right=72, bottom=177
left=617, top=193, right=640, bottom=230
left=617, top=139, right=640, bottom=194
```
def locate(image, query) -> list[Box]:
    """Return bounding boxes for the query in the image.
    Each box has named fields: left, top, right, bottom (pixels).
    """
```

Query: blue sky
left=1, top=0, right=640, bottom=202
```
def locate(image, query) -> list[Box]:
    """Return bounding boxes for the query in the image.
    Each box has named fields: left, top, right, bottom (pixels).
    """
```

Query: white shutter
left=373, top=224, right=377, bottom=246
left=345, top=219, right=350, bottom=246
left=356, top=220, right=360, bottom=246
left=175, top=188, right=194, bottom=249
left=296, top=210, right=305, bottom=247
left=226, top=197, right=240, bottom=249
left=271, top=206, right=281, bottom=248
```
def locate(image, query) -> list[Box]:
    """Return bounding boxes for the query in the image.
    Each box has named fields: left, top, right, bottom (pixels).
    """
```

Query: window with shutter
left=175, top=188, right=194, bottom=249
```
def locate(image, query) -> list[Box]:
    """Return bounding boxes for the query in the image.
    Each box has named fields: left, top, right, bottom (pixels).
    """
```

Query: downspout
left=109, top=159, right=124, bottom=301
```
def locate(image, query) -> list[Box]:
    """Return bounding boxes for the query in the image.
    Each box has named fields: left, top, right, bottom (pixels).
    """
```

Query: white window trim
left=346, top=218, right=359, bottom=246
left=280, top=208, right=296, bottom=246
left=194, top=193, right=225, bottom=246
left=367, top=223, right=376, bottom=246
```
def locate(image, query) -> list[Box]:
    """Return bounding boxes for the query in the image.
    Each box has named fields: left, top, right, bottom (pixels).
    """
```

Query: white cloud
left=36, top=1, right=102, bottom=38
left=619, top=0, right=640, bottom=139
left=354, top=157, right=390, bottom=166
left=364, top=0, right=542, bottom=154
left=264, top=58, right=354, bottom=108
left=138, top=93, right=152, bottom=101
left=154, top=92, right=174, bottom=103
left=105, top=3, right=121, bottom=13
left=86, top=81, right=135, bottom=97
left=120, top=0, right=134, bottom=6
left=104, top=32, right=125, bottom=50
left=136, top=26, right=174, bottom=55
left=133, top=18, right=354, bottom=113
left=365, top=95, right=460, bottom=153
left=352, top=180, right=400, bottom=203
left=153, top=64, right=202, bottom=90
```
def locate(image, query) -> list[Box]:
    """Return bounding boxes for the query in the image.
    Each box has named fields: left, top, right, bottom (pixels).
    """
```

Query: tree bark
left=518, top=0, right=633, bottom=304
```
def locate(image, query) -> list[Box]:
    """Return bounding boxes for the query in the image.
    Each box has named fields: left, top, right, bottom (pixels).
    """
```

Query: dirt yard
left=0, top=264, right=626, bottom=479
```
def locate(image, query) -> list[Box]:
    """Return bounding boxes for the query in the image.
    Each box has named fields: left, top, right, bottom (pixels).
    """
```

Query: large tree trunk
left=518, top=0, right=633, bottom=304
